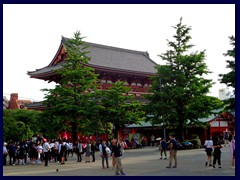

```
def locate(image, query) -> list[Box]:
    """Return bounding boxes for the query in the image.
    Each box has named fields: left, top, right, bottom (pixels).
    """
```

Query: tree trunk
left=177, top=123, right=184, bottom=142
left=113, top=125, right=120, bottom=139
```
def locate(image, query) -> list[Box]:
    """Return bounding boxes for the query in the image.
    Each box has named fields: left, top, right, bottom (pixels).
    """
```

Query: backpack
left=172, top=140, right=181, bottom=150
left=61, top=144, right=67, bottom=152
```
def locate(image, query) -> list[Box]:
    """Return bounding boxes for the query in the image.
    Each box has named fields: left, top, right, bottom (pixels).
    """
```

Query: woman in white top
left=37, top=143, right=43, bottom=163
left=204, top=136, right=213, bottom=167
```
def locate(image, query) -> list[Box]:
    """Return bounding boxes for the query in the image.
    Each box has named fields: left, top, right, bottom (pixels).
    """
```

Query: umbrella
left=156, top=137, right=162, bottom=141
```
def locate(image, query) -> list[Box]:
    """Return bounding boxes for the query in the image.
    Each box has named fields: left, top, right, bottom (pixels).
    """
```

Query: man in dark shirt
left=166, top=134, right=177, bottom=168
left=111, top=139, right=126, bottom=176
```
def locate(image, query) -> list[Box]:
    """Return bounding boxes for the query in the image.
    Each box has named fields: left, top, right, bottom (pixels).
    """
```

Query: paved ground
left=3, top=146, right=235, bottom=176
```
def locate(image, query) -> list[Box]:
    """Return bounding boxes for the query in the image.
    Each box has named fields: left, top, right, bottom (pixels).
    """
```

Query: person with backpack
left=166, top=134, right=177, bottom=168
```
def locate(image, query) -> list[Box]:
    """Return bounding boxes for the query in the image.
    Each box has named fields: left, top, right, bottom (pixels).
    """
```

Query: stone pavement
left=3, top=146, right=235, bottom=176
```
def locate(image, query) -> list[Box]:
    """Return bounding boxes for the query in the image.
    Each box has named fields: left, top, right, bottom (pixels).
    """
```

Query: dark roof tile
left=28, top=37, right=157, bottom=76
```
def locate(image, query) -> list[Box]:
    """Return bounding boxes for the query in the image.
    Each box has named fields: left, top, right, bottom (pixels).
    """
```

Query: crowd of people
left=3, top=132, right=236, bottom=175
left=3, top=137, right=127, bottom=175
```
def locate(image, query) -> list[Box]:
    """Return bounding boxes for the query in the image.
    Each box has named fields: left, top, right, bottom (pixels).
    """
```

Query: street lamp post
left=160, top=78, right=167, bottom=141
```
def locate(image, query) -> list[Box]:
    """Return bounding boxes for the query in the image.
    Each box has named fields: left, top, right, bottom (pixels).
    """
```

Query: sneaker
left=205, top=162, right=208, bottom=166
left=115, top=172, right=120, bottom=175
left=121, top=172, right=126, bottom=176
left=209, top=164, right=213, bottom=167
left=172, top=166, right=177, bottom=168
left=213, top=165, right=215, bottom=168
left=218, top=166, right=221, bottom=168
left=160, top=157, right=162, bottom=159
left=164, top=157, right=167, bottom=160
left=166, top=166, right=171, bottom=168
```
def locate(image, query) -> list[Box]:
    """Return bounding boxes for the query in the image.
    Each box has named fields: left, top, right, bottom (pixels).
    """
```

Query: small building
left=8, top=93, right=32, bottom=110
left=207, top=111, right=235, bottom=138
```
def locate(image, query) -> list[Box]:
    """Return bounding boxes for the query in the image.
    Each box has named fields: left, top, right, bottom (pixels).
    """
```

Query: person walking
left=85, top=141, right=91, bottom=163
left=90, top=141, right=96, bottom=162
left=204, top=135, right=213, bottom=167
left=77, top=140, right=83, bottom=162
left=160, top=139, right=167, bottom=159
left=8, top=142, right=16, bottom=165
left=67, top=141, right=73, bottom=157
left=99, top=140, right=109, bottom=168
left=230, top=134, right=235, bottom=169
left=37, top=142, right=43, bottom=163
left=166, top=134, right=177, bottom=168
left=151, top=135, right=155, bottom=147
left=43, top=139, right=51, bottom=167
left=112, top=139, right=126, bottom=176
left=212, top=136, right=222, bottom=168
left=111, top=139, right=116, bottom=170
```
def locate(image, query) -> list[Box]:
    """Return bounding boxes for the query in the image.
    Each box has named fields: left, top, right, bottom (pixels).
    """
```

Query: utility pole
left=160, top=78, right=167, bottom=141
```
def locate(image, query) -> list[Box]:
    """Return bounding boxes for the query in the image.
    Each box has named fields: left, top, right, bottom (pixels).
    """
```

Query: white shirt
left=49, top=143, right=55, bottom=148
left=68, top=142, right=73, bottom=150
left=43, top=142, right=51, bottom=152
left=204, top=140, right=213, bottom=148
left=37, top=145, right=43, bottom=153
left=3, top=146, right=8, bottom=154
left=55, top=141, right=59, bottom=150
left=77, top=143, right=82, bottom=153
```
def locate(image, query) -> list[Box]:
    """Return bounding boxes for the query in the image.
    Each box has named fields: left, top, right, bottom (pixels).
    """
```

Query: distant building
left=3, top=96, right=9, bottom=109
left=219, top=88, right=230, bottom=100
left=8, top=93, right=32, bottom=109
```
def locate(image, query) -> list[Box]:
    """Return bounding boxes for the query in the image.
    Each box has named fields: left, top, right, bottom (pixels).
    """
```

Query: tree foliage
left=100, top=81, right=145, bottom=138
left=146, top=18, right=223, bottom=140
left=41, top=31, right=99, bottom=143
left=219, top=36, right=235, bottom=111
left=3, top=109, right=42, bottom=142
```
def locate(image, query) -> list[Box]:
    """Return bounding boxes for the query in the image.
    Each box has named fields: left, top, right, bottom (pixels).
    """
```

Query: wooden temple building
left=27, top=36, right=157, bottom=141
left=26, top=37, right=235, bottom=144
left=27, top=37, right=157, bottom=103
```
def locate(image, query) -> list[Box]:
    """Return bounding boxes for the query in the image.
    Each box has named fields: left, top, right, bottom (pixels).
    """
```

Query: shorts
left=205, top=148, right=212, bottom=156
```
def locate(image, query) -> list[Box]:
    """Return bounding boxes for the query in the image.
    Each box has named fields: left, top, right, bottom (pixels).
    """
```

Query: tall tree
left=146, top=18, right=223, bottom=141
left=42, top=31, right=98, bottom=144
left=101, top=81, right=145, bottom=138
left=219, top=36, right=235, bottom=111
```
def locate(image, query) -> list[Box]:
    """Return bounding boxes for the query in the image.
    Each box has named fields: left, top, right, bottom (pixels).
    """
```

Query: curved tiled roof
left=28, top=37, right=157, bottom=76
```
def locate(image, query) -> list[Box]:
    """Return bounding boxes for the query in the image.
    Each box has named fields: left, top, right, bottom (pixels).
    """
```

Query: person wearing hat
left=3, top=142, right=8, bottom=166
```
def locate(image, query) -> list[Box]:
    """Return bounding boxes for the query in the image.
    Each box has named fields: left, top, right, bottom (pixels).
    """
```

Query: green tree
left=101, top=81, right=145, bottom=138
left=42, top=31, right=98, bottom=144
left=3, top=109, right=41, bottom=142
left=219, top=36, right=235, bottom=111
left=146, top=18, right=223, bottom=141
